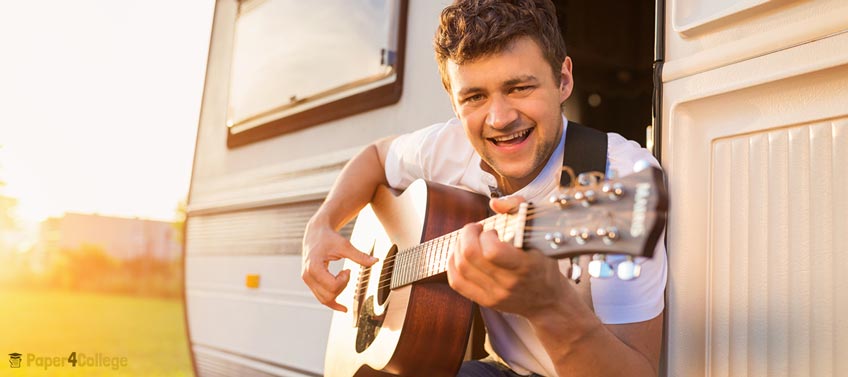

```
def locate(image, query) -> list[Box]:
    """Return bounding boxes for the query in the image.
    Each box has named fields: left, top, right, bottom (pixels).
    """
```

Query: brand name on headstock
left=630, top=183, right=650, bottom=237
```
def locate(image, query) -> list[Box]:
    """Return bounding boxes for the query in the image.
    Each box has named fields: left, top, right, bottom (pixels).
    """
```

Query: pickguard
left=355, top=295, right=385, bottom=353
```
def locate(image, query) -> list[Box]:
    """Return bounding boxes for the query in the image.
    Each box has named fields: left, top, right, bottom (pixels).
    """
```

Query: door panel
left=662, top=27, right=848, bottom=376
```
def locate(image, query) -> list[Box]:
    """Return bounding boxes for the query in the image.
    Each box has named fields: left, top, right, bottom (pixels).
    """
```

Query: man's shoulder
left=605, top=132, right=661, bottom=172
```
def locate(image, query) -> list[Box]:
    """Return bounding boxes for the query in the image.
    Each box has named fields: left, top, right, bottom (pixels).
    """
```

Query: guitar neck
left=383, top=166, right=669, bottom=289
left=390, top=209, right=527, bottom=289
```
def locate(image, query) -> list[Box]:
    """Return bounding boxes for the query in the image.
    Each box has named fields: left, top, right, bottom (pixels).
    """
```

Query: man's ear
left=559, top=56, right=574, bottom=103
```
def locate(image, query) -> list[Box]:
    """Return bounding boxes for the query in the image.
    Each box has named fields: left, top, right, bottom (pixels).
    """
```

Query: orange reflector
left=245, top=274, right=260, bottom=289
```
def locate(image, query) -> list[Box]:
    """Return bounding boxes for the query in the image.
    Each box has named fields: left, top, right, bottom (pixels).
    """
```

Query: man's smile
left=488, top=127, right=534, bottom=146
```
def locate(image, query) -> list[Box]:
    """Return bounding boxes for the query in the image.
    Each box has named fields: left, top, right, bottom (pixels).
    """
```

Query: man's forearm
left=529, top=297, right=661, bottom=377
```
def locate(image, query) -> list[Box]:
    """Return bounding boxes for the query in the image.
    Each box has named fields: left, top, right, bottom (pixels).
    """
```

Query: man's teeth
left=492, top=129, right=531, bottom=142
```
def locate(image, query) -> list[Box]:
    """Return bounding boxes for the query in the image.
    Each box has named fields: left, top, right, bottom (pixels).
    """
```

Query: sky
left=0, top=0, right=215, bottom=227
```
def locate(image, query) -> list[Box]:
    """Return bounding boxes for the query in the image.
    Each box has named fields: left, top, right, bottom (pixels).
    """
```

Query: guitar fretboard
left=389, top=206, right=527, bottom=289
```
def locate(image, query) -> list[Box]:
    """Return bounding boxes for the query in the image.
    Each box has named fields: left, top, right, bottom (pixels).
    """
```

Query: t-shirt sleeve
left=384, top=120, right=476, bottom=189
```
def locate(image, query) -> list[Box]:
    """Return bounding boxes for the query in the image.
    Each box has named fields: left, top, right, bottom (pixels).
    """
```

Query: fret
left=420, top=243, right=426, bottom=279
left=444, top=234, right=451, bottom=272
left=433, top=236, right=442, bottom=275
left=429, top=235, right=440, bottom=277
left=495, top=215, right=506, bottom=241
left=503, top=213, right=513, bottom=243
left=394, top=251, right=403, bottom=287
left=446, top=231, right=457, bottom=273
left=413, top=246, right=420, bottom=283
left=440, top=234, right=448, bottom=274
left=396, top=250, right=403, bottom=287
left=434, top=238, right=440, bottom=275
left=390, top=252, right=397, bottom=287
left=407, top=247, right=413, bottom=285
left=416, top=243, right=424, bottom=282
left=416, top=245, right=424, bottom=283
left=403, top=249, right=411, bottom=286
left=424, top=242, right=431, bottom=279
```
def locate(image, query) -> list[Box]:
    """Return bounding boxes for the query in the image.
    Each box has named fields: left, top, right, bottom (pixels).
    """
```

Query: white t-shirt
left=385, top=116, right=667, bottom=376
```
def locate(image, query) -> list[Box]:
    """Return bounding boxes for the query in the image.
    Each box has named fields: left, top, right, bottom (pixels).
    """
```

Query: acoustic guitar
left=324, top=166, right=668, bottom=376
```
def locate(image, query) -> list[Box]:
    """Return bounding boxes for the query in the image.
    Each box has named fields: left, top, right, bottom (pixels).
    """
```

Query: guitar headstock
left=517, top=164, right=668, bottom=280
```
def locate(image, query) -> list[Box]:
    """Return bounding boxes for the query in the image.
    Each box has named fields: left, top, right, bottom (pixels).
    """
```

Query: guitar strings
left=352, top=205, right=560, bottom=283
left=352, top=205, right=559, bottom=275
left=350, top=205, right=565, bottom=294
left=352, top=204, right=558, bottom=267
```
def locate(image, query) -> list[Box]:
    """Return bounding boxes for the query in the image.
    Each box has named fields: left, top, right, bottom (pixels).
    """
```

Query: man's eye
left=463, top=94, right=484, bottom=103
left=512, top=86, right=532, bottom=93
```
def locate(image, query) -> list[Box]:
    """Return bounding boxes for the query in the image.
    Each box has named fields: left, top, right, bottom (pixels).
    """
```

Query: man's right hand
left=299, top=138, right=394, bottom=312
left=301, top=220, right=378, bottom=312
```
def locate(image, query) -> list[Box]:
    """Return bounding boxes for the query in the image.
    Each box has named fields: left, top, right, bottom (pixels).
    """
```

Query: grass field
left=0, top=289, right=193, bottom=376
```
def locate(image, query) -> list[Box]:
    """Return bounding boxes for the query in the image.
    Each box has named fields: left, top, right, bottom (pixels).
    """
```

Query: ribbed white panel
left=185, top=200, right=353, bottom=256
left=708, top=121, right=848, bottom=377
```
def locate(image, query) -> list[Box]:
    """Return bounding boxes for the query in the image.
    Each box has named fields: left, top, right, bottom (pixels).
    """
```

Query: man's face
left=446, top=36, right=573, bottom=193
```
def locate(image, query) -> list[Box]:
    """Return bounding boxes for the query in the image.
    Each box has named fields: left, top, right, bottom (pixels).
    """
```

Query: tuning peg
left=548, top=191, right=573, bottom=208
left=544, top=232, right=565, bottom=249
left=573, top=189, right=597, bottom=207
left=616, top=257, right=642, bottom=280
left=595, top=226, right=619, bottom=245
left=567, top=257, right=582, bottom=283
left=577, top=173, right=594, bottom=186
left=569, top=227, right=590, bottom=245
left=588, top=255, right=614, bottom=278
left=601, top=182, right=624, bottom=200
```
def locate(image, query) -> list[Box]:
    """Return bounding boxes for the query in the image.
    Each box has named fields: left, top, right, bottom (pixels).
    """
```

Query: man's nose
left=485, top=95, right=518, bottom=130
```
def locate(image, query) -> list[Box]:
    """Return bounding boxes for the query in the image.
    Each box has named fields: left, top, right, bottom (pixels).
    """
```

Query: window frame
left=226, top=0, right=409, bottom=148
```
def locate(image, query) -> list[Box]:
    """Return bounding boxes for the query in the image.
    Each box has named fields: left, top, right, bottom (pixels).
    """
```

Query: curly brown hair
left=434, top=0, right=567, bottom=92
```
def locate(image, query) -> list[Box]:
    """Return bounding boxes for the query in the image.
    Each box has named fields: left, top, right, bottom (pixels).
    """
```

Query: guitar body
left=324, top=180, right=490, bottom=377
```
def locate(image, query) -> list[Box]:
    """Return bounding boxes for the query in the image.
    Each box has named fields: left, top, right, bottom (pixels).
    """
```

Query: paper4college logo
left=9, top=353, right=22, bottom=368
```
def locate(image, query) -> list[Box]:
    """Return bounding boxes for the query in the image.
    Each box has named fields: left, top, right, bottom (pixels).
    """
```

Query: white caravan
left=185, top=0, right=848, bottom=376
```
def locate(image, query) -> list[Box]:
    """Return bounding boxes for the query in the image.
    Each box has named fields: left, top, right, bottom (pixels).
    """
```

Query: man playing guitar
left=302, top=1, right=666, bottom=375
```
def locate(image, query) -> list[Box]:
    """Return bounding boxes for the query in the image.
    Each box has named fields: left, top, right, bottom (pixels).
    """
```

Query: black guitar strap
left=561, top=121, right=607, bottom=293
left=560, top=121, right=608, bottom=186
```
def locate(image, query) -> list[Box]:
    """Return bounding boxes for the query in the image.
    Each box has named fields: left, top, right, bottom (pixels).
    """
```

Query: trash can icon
left=9, top=353, right=22, bottom=368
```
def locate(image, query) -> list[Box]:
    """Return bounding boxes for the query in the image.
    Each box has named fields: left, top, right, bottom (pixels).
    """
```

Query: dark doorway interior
left=554, top=0, right=655, bottom=146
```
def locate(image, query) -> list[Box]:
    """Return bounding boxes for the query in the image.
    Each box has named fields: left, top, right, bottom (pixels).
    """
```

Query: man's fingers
left=447, top=256, right=500, bottom=307
left=305, top=259, right=342, bottom=289
left=458, top=223, right=484, bottom=260
left=339, top=243, right=379, bottom=267
left=479, top=229, right=523, bottom=269
left=489, top=195, right=526, bottom=214
left=306, top=267, right=351, bottom=312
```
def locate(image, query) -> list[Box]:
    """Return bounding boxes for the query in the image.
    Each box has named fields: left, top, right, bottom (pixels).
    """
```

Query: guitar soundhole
left=376, top=245, right=397, bottom=306
left=355, top=295, right=384, bottom=353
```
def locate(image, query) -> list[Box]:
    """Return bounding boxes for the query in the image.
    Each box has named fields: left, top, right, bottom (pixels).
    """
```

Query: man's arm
left=448, top=197, right=662, bottom=376
left=301, top=136, right=396, bottom=312
left=526, top=289, right=663, bottom=376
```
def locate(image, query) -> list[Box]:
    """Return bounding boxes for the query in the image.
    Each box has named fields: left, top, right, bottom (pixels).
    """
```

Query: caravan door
left=661, top=1, right=848, bottom=376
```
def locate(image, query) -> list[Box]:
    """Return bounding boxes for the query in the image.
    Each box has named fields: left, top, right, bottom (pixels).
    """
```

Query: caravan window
left=226, top=0, right=407, bottom=147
